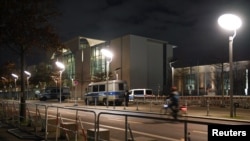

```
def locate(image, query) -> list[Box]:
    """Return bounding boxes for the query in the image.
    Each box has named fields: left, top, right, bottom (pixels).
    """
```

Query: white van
left=129, top=88, right=154, bottom=101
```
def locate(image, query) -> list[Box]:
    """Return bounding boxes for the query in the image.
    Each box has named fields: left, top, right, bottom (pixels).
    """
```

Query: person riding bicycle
left=167, top=86, right=180, bottom=120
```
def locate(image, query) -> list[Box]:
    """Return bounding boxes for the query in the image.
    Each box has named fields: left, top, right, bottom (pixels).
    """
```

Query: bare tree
left=0, top=0, right=64, bottom=121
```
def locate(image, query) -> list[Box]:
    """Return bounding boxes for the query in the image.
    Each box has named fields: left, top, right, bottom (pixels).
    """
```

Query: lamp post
left=55, top=61, right=65, bottom=103
left=1, top=77, right=7, bottom=98
left=24, top=71, right=31, bottom=100
left=169, top=60, right=177, bottom=87
left=101, top=48, right=113, bottom=108
left=218, top=13, right=242, bottom=117
left=72, top=78, right=78, bottom=106
left=11, top=73, right=18, bottom=100
left=114, top=67, right=121, bottom=80
left=51, top=76, right=58, bottom=87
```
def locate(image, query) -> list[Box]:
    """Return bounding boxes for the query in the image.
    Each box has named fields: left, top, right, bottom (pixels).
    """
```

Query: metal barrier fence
left=133, top=96, right=250, bottom=108
left=44, top=104, right=97, bottom=141
left=0, top=101, right=19, bottom=126
left=1, top=100, right=250, bottom=141
left=0, top=100, right=97, bottom=141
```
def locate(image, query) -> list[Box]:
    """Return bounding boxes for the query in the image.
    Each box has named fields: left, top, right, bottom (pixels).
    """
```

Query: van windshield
left=134, top=90, right=143, bottom=95
left=132, top=89, right=152, bottom=95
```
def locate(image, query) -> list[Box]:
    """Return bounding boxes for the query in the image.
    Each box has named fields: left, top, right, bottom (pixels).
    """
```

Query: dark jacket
left=167, top=90, right=179, bottom=105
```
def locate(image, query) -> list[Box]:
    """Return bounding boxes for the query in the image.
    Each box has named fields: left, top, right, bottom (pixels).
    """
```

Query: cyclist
left=167, top=86, right=180, bottom=120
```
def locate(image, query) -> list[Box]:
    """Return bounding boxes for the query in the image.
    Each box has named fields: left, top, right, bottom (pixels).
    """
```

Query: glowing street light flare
left=218, top=13, right=242, bottom=118
left=55, top=61, right=65, bottom=103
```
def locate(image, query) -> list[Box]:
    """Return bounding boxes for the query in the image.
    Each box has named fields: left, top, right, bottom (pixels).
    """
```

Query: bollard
left=136, top=101, right=139, bottom=111
left=233, top=102, right=239, bottom=117
left=185, top=100, right=188, bottom=115
left=150, top=101, right=152, bottom=112
left=124, top=97, right=126, bottom=110
left=86, top=99, right=89, bottom=107
left=113, top=99, right=116, bottom=109
left=207, top=100, right=210, bottom=116
left=234, top=105, right=236, bottom=117
left=94, top=97, right=97, bottom=108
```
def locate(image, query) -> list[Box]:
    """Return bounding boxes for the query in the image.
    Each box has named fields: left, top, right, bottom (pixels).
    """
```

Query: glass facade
left=61, top=50, right=75, bottom=87
left=65, top=53, right=75, bottom=79
left=185, top=74, right=196, bottom=95
left=174, top=61, right=250, bottom=96
left=90, top=43, right=110, bottom=81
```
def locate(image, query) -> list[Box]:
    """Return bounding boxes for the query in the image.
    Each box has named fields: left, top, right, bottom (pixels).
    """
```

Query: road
left=22, top=100, right=250, bottom=141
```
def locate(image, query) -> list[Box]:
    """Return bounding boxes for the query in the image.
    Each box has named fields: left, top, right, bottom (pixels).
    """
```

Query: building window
left=90, top=43, right=109, bottom=81
left=185, top=74, right=195, bottom=95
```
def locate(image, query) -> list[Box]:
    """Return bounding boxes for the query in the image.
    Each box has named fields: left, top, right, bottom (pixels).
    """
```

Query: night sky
left=2, top=0, right=250, bottom=67
left=54, top=0, right=250, bottom=67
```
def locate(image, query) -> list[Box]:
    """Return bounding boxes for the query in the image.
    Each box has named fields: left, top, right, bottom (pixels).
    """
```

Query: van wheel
left=103, top=99, right=108, bottom=106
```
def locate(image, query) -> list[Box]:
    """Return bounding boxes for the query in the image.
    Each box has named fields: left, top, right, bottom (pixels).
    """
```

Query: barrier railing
left=96, top=110, right=248, bottom=141
left=133, top=95, right=250, bottom=108
left=0, top=101, right=96, bottom=141
left=1, top=99, right=250, bottom=141
left=0, top=101, right=21, bottom=127
left=44, top=104, right=97, bottom=141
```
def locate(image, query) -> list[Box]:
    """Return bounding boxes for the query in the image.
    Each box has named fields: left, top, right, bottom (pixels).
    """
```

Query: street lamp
left=51, top=76, right=58, bottom=87
left=1, top=76, right=7, bottom=81
left=1, top=76, right=7, bottom=85
left=101, top=48, right=113, bottom=108
left=11, top=73, right=18, bottom=100
left=1, top=77, right=7, bottom=98
left=114, top=67, right=121, bottom=80
left=169, top=60, right=177, bottom=87
left=55, top=61, right=65, bottom=103
left=218, top=13, right=242, bottom=117
left=24, top=71, right=31, bottom=100
left=72, top=78, right=78, bottom=106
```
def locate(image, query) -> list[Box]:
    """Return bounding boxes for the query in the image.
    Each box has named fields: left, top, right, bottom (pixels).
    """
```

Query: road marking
left=192, top=130, right=207, bottom=134
left=99, top=124, right=181, bottom=141
left=105, top=117, right=142, bottom=124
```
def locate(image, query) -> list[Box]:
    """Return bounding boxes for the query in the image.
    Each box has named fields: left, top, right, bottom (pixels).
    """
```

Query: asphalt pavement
left=1, top=100, right=250, bottom=141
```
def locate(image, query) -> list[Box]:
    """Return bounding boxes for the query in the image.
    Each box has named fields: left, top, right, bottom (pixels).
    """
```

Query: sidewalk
left=1, top=101, right=250, bottom=141
left=71, top=102, right=250, bottom=121
left=0, top=123, right=25, bottom=141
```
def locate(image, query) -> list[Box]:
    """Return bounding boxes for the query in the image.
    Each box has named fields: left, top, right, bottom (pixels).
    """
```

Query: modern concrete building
left=173, top=60, right=250, bottom=96
left=58, top=34, right=175, bottom=99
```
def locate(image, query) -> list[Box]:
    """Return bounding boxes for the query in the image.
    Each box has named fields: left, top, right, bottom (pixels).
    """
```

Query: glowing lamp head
left=55, top=61, right=65, bottom=71
left=101, top=49, right=113, bottom=58
left=11, top=73, right=18, bottom=79
left=218, top=14, right=242, bottom=31
left=24, top=71, right=31, bottom=77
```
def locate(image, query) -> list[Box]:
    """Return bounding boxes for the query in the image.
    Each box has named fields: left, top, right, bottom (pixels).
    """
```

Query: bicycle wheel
left=160, top=107, right=168, bottom=115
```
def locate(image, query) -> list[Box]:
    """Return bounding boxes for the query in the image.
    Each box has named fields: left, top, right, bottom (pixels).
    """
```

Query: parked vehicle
left=84, top=80, right=128, bottom=106
left=37, top=87, right=70, bottom=101
left=129, top=88, right=154, bottom=101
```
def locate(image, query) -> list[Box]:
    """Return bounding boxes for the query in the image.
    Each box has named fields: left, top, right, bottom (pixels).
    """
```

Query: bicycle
left=160, top=100, right=186, bottom=120
left=159, top=99, right=170, bottom=115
